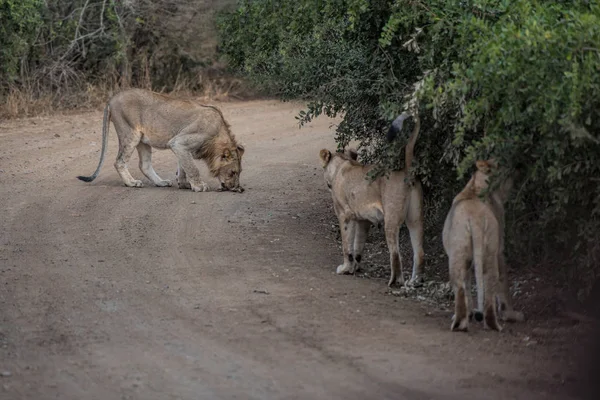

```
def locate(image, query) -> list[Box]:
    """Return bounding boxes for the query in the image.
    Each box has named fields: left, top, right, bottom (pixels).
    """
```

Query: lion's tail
left=386, top=112, right=410, bottom=142
left=385, top=112, right=421, bottom=172
left=77, top=104, right=110, bottom=183
left=404, top=113, right=420, bottom=172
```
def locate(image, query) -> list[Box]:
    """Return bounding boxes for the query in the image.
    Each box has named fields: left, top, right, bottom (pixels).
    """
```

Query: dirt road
left=0, top=100, right=587, bottom=399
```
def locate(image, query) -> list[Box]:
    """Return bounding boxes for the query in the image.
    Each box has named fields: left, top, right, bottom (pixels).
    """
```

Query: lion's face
left=217, top=145, right=245, bottom=192
left=474, top=159, right=514, bottom=202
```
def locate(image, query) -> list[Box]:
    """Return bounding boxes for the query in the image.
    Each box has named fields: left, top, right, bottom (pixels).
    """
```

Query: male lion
left=77, top=89, right=245, bottom=192
left=443, top=159, right=524, bottom=332
left=319, top=114, right=424, bottom=287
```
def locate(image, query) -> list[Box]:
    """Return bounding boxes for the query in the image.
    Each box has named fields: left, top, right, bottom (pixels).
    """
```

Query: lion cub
left=319, top=114, right=424, bottom=287
left=443, top=159, right=524, bottom=332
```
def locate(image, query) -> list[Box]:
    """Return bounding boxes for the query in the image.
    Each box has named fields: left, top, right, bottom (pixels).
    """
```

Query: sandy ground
left=0, top=100, right=592, bottom=399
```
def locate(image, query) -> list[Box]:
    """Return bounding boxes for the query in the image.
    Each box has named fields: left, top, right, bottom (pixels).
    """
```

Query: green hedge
left=0, top=0, right=234, bottom=97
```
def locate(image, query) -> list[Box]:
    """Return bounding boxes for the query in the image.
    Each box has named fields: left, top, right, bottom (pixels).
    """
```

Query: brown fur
left=77, top=89, right=245, bottom=192
left=443, top=159, right=524, bottom=332
left=319, top=115, right=425, bottom=287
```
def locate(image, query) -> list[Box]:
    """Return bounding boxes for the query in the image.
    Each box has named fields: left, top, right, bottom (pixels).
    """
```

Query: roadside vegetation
left=0, top=0, right=239, bottom=119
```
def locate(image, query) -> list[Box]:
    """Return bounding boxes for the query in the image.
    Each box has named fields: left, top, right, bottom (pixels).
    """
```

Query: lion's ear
left=345, top=148, right=358, bottom=161
left=319, top=149, right=332, bottom=167
left=237, top=144, right=245, bottom=157
left=222, top=148, right=232, bottom=159
left=475, top=160, right=491, bottom=173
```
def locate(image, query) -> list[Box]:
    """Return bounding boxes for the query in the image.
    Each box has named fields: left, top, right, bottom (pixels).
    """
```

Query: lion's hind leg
left=384, top=222, right=404, bottom=287
left=112, top=122, right=143, bottom=188
left=350, top=220, right=370, bottom=274
left=481, top=253, right=502, bottom=331
left=406, top=183, right=425, bottom=286
left=176, top=161, right=191, bottom=190
left=497, top=252, right=525, bottom=322
left=137, top=142, right=172, bottom=187
left=450, top=255, right=470, bottom=332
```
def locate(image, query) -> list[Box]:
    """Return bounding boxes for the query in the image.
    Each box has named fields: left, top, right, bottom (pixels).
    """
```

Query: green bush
left=218, top=0, right=600, bottom=295
left=0, top=0, right=237, bottom=113
left=0, top=0, right=43, bottom=85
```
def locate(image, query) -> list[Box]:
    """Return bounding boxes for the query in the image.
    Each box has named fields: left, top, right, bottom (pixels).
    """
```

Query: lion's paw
left=156, top=180, right=172, bottom=187
left=451, top=315, right=469, bottom=332
left=407, top=275, right=424, bottom=288
left=336, top=264, right=352, bottom=275
left=178, top=181, right=191, bottom=190
left=388, top=275, right=405, bottom=288
left=191, top=181, right=210, bottom=192
left=127, top=180, right=144, bottom=188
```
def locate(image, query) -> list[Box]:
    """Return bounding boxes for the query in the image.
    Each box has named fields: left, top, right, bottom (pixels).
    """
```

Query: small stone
left=0, top=371, right=11, bottom=377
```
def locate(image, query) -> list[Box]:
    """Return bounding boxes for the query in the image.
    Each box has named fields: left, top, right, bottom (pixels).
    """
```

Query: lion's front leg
left=176, top=162, right=191, bottom=190
left=169, top=136, right=210, bottom=192
left=336, top=216, right=357, bottom=275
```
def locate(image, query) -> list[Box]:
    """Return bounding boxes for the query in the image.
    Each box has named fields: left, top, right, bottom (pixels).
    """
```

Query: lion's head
left=193, top=130, right=246, bottom=193
left=473, top=159, right=513, bottom=202
left=216, top=145, right=245, bottom=192
left=319, top=147, right=359, bottom=191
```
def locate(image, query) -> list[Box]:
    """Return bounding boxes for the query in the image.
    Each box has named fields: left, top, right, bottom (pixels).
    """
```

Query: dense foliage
left=218, top=0, right=600, bottom=293
left=0, top=0, right=235, bottom=114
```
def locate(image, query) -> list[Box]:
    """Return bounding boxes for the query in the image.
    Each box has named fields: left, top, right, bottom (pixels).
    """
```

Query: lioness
left=77, top=89, right=245, bottom=192
left=443, top=159, right=524, bottom=332
left=319, top=114, right=424, bottom=287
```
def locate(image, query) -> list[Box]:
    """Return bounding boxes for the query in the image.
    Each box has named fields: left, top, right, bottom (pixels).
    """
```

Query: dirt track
left=0, top=100, right=588, bottom=399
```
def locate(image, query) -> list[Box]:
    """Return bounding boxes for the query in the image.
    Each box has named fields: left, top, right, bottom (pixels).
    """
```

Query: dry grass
left=2, top=88, right=54, bottom=119
left=1, top=66, right=254, bottom=120
left=168, top=65, right=252, bottom=102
